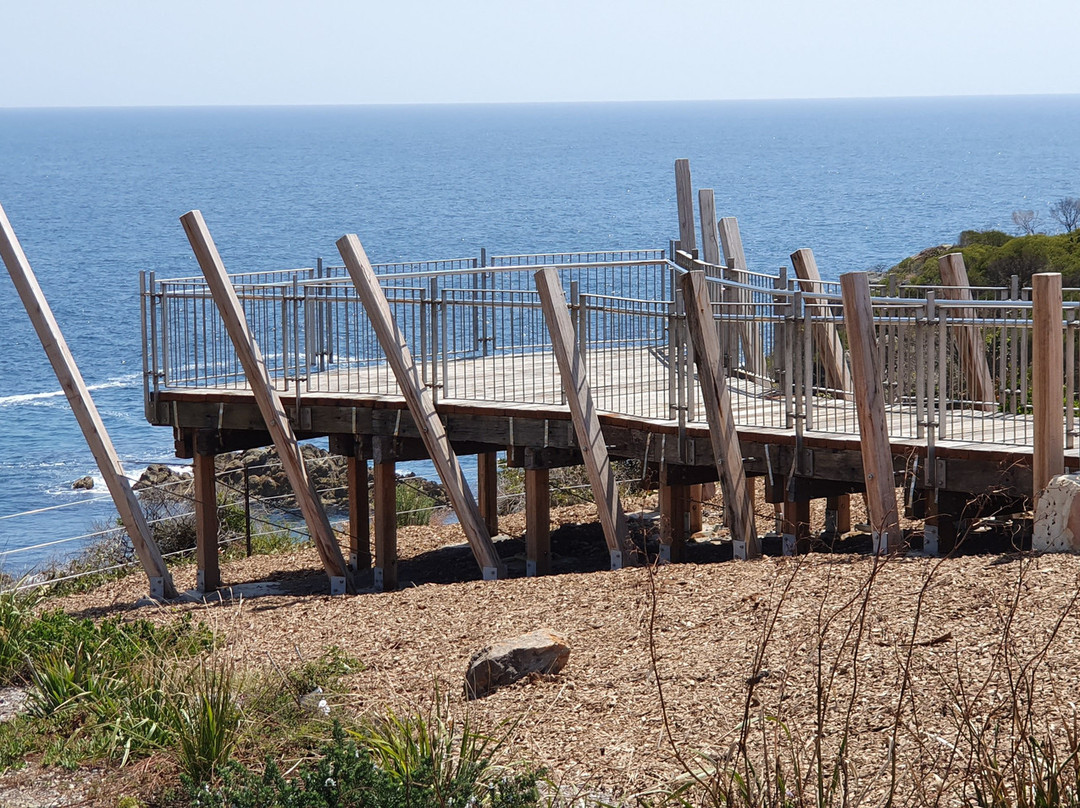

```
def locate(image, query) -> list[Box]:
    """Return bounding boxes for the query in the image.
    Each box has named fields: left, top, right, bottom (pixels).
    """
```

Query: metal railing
left=142, top=249, right=1080, bottom=452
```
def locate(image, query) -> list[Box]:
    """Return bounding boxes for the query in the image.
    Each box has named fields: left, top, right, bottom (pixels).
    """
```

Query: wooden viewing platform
left=140, top=239, right=1080, bottom=593
left=126, top=168, right=1080, bottom=596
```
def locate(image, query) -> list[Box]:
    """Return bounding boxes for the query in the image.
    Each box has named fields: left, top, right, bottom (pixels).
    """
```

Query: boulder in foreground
left=465, top=629, right=570, bottom=699
left=1034, top=474, right=1080, bottom=552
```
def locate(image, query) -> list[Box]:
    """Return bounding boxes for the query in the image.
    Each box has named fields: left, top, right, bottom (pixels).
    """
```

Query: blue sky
left=3, top=0, right=1078, bottom=107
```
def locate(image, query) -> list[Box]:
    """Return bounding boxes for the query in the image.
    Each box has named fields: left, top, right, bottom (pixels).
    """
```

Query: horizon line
left=2, top=91, right=1079, bottom=112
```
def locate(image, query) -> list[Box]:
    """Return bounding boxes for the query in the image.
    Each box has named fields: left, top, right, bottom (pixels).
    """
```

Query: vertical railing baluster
left=1066, top=305, right=1076, bottom=450
left=937, top=296, right=948, bottom=441
left=439, top=279, right=447, bottom=406
left=148, top=272, right=160, bottom=401
left=419, top=283, right=429, bottom=391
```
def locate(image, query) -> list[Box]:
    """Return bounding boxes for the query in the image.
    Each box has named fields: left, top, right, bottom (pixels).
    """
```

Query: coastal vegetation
left=0, top=584, right=541, bottom=806
left=883, top=198, right=1080, bottom=288
left=883, top=228, right=1080, bottom=288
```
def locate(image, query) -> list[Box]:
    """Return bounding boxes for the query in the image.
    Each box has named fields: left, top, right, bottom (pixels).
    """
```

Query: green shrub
left=959, top=229, right=1012, bottom=248
left=27, top=642, right=95, bottom=717
left=190, top=720, right=541, bottom=808
left=884, top=230, right=1080, bottom=289
left=0, top=609, right=214, bottom=773
left=396, top=483, right=437, bottom=527
left=0, top=587, right=43, bottom=682
left=351, top=696, right=538, bottom=808
left=169, top=656, right=245, bottom=783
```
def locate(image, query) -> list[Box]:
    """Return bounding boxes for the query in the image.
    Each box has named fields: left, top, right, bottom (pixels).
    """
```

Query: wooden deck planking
left=163, top=344, right=1050, bottom=458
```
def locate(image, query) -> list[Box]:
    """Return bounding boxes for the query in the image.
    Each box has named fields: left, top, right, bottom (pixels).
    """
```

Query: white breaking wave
left=0, top=373, right=140, bottom=407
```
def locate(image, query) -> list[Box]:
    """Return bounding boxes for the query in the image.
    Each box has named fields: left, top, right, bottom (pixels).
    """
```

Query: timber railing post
left=939, top=253, right=995, bottom=411
left=0, top=203, right=176, bottom=600
left=182, top=211, right=354, bottom=595
left=336, top=234, right=506, bottom=580
left=698, top=189, right=721, bottom=280
left=535, top=267, right=632, bottom=568
left=674, top=159, right=697, bottom=256
left=790, top=248, right=852, bottom=398
left=718, top=217, right=762, bottom=379
left=680, top=270, right=759, bottom=558
left=839, top=271, right=904, bottom=554
left=1033, top=272, right=1064, bottom=501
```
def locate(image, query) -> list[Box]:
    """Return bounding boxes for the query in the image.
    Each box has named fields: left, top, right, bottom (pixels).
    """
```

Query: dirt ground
left=18, top=489, right=1080, bottom=805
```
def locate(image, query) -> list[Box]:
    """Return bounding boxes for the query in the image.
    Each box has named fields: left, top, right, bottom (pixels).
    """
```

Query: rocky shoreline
left=131, top=444, right=446, bottom=512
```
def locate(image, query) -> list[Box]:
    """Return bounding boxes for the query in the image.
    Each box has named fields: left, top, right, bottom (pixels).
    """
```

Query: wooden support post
left=939, top=253, right=995, bottom=411
left=659, top=483, right=690, bottom=562
left=824, top=494, right=851, bottom=537
left=337, top=234, right=505, bottom=579
left=348, top=450, right=371, bottom=572
left=0, top=204, right=176, bottom=599
left=790, top=248, right=852, bottom=398
left=182, top=211, right=353, bottom=595
left=718, top=217, right=762, bottom=378
left=525, top=468, right=550, bottom=576
left=782, top=497, right=812, bottom=556
left=477, top=452, right=500, bottom=538
left=689, top=484, right=704, bottom=534
left=193, top=448, right=220, bottom=593
left=680, top=270, right=759, bottom=557
left=373, top=460, right=397, bottom=591
left=1033, top=272, right=1065, bottom=499
left=840, top=272, right=903, bottom=554
left=674, top=159, right=696, bottom=254
left=924, top=489, right=963, bottom=556
left=535, top=267, right=632, bottom=567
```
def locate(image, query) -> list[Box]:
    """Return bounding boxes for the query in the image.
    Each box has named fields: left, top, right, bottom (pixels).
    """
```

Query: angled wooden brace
left=182, top=211, right=354, bottom=595
left=0, top=202, right=177, bottom=599
left=336, top=234, right=506, bottom=581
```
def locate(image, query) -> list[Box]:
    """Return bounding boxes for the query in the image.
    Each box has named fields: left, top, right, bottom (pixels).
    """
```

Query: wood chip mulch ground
left=32, top=491, right=1080, bottom=804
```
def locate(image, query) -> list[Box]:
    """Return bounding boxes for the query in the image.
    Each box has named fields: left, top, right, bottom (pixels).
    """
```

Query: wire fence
left=0, top=452, right=644, bottom=592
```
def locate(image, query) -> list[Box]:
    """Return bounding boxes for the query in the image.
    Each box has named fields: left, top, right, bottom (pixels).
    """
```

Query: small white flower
left=325, top=777, right=336, bottom=788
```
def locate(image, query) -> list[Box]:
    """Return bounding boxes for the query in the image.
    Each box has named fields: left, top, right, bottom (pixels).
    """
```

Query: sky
left=2, top=0, right=1078, bottom=107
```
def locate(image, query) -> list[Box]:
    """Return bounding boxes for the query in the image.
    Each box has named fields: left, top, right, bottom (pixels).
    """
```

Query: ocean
left=1, top=96, right=1078, bottom=572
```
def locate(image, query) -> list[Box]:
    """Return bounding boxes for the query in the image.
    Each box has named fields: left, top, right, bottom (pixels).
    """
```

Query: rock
left=1034, top=474, right=1080, bottom=552
left=71, top=476, right=94, bottom=490
left=133, top=463, right=187, bottom=491
left=0, top=687, right=29, bottom=723
left=464, top=628, right=570, bottom=699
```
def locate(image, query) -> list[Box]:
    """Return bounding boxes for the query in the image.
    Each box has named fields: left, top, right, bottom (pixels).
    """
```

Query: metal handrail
left=141, top=252, right=1077, bottom=452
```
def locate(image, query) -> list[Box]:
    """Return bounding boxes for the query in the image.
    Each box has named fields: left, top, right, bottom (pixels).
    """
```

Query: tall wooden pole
left=840, top=272, right=903, bottom=554
left=336, top=234, right=506, bottom=579
left=718, top=217, right=762, bottom=378
left=680, top=270, right=759, bottom=558
left=790, top=248, right=852, bottom=397
left=181, top=211, right=354, bottom=595
left=698, top=190, right=721, bottom=267
left=1032, top=272, right=1064, bottom=500
left=674, top=159, right=696, bottom=254
left=939, top=253, right=996, bottom=411
left=535, top=267, right=632, bottom=567
left=0, top=203, right=176, bottom=599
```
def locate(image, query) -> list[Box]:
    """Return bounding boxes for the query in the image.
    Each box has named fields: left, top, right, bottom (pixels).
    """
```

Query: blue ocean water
left=1, top=97, right=1078, bottom=571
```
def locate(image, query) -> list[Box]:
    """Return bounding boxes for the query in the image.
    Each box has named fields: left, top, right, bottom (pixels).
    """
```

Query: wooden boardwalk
left=142, top=242, right=1077, bottom=593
